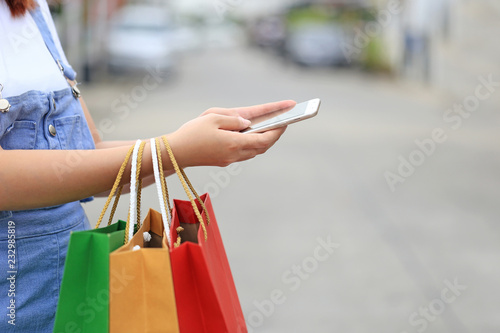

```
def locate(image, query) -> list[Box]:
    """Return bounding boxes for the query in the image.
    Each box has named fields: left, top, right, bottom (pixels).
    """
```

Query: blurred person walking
left=0, top=0, right=294, bottom=331
left=401, top=0, right=443, bottom=82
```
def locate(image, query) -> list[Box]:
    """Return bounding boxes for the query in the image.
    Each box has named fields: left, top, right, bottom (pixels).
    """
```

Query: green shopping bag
left=54, top=142, right=143, bottom=333
left=53, top=221, right=126, bottom=333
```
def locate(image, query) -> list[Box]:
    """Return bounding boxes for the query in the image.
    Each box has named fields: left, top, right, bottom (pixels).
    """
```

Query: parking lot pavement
left=82, top=46, right=500, bottom=333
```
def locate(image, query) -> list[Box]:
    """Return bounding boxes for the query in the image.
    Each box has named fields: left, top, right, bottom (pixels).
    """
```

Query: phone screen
left=246, top=101, right=309, bottom=132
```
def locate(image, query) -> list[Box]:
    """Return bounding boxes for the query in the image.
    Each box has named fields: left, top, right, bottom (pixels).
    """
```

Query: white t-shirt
left=0, top=0, right=70, bottom=98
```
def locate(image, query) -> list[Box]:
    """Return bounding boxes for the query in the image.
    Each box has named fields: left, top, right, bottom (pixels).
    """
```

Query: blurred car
left=249, top=16, right=286, bottom=49
left=107, top=5, right=179, bottom=72
left=202, top=21, right=246, bottom=49
left=284, top=23, right=349, bottom=66
left=170, top=26, right=204, bottom=52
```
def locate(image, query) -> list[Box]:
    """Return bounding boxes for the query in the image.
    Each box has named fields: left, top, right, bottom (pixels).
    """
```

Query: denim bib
left=0, top=6, right=96, bottom=332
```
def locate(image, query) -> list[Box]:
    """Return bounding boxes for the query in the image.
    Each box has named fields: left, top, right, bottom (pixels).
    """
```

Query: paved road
left=81, top=46, right=500, bottom=333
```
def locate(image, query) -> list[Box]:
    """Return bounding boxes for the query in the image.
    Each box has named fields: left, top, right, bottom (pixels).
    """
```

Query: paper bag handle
left=160, top=135, right=210, bottom=241
left=151, top=137, right=172, bottom=244
left=124, top=140, right=147, bottom=244
left=95, top=144, right=136, bottom=229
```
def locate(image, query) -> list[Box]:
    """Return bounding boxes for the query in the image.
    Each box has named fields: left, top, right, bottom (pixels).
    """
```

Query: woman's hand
left=200, top=100, right=296, bottom=119
left=166, top=100, right=295, bottom=168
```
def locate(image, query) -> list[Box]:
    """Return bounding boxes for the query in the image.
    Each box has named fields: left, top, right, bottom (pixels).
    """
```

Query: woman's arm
left=80, top=98, right=296, bottom=195
left=80, top=97, right=167, bottom=195
left=0, top=99, right=293, bottom=211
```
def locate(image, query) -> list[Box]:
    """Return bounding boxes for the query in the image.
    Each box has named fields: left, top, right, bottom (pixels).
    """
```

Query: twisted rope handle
left=180, top=168, right=210, bottom=225
left=95, top=145, right=135, bottom=229
left=160, top=136, right=209, bottom=241
left=135, top=142, right=147, bottom=229
left=154, top=137, right=172, bottom=215
left=174, top=227, right=184, bottom=248
left=125, top=140, right=147, bottom=244
left=151, top=137, right=172, bottom=244
left=107, top=185, right=124, bottom=226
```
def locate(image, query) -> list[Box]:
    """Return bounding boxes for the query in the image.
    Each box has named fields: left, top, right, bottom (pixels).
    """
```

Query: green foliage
left=286, top=5, right=377, bottom=28
left=362, top=37, right=393, bottom=73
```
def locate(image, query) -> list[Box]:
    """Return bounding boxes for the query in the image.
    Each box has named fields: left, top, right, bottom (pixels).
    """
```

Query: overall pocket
left=0, top=121, right=37, bottom=150
left=54, top=115, right=84, bottom=150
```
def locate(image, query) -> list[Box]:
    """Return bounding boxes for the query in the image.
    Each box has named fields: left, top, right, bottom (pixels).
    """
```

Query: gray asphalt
left=81, top=45, right=500, bottom=333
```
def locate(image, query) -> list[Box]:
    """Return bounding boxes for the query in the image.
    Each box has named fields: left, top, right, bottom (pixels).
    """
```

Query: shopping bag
left=53, top=142, right=139, bottom=333
left=109, top=209, right=179, bottom=333
left=52, top=221, right=126, bottom=333
left=161, top=136, right=248, bottom=333
left=109, top=138, right=179, bottom=333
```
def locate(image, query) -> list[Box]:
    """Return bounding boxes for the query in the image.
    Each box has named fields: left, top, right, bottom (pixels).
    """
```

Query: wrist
left=158, top=133, right=190, bottom=171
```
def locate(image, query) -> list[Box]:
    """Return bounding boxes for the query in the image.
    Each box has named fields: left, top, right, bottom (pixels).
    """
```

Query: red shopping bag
left=170, top=193, right=247, bottom=333
left=159, top=136, right=247, bottom=333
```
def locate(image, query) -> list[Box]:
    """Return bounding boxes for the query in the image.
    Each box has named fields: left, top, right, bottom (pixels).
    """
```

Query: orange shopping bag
left=109, top=139, right=179, bottom=333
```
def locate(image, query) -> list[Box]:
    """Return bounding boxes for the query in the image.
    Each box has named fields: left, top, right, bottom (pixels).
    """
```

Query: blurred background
left=51, top=0, right=499, bottom=332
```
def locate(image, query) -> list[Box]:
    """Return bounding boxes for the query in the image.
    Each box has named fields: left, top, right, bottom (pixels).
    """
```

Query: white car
left=285, top=23, right=350, bottom=67
left=107, top=5, right=179, bottom=73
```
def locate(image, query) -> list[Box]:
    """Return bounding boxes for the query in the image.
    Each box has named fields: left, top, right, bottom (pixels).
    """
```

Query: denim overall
left=0, top=7, right=95, bottom=332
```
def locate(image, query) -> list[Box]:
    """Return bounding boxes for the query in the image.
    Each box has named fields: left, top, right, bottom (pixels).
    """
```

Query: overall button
left=49, top=124, right=57, bottom=136
left=0, top=99, right=10, bottom=113
left=52, top=98, right=56, bottom=110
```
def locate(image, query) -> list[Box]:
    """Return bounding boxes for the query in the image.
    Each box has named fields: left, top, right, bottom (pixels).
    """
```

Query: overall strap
left=29, top=6, right=78, bottom=84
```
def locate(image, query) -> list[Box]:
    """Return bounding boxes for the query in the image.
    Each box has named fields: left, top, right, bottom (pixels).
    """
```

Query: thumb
left=217, top=115, right=252, bottom=131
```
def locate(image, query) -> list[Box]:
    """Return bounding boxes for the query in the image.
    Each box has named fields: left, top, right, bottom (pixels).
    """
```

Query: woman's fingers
left=215, top=114, right=252, bottom=131
left=201, top=100, right=297, bottom=121
left=227, top=126, right=287, bottom=151
left=232, top=130, right=287, bottom=162
left=200, top=108, right=240, bottom=117
left=230, top=100, right=296, bottom=120
left=169, top=111, right=287, bottom=168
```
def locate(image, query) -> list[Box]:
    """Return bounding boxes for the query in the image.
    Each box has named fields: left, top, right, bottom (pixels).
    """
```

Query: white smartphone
left=241, top=98, right=321, bottom=134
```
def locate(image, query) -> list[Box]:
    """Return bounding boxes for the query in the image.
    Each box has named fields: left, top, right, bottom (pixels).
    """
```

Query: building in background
left=50, top=0, right=499, bottom=95
left=51, top=0, right=135, bottom=81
